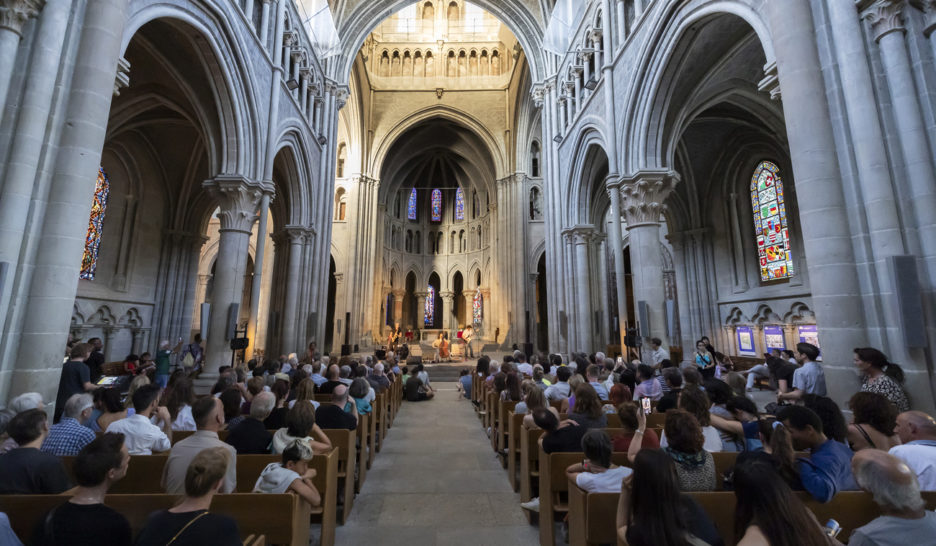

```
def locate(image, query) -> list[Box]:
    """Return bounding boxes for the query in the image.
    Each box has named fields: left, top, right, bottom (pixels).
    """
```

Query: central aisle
left=333, top=386, right=539, bottom=545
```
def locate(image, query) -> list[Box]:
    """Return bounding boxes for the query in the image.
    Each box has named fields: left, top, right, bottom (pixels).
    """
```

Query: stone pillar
left=101, top=326, right=117, bottom=362
left=620, top=171, right=676, bottom=358
left=393, top=289, right=405, bottom=326
left=246, top=191, right=272, bottom=357
left=8, top=0, right=127, bottom=401
left=606, top=179, right=630, bottom=346
left=259, top=0, right=272, bottom=48
left=415, top=292, right=428, bottom=332
left=279, top=226, right=306, bottom=354
left=765, top=0, right=867, bottom=404
left=441, top=291, right=455, bottom=333
left=243, top=0, right=255, bottom=29
left=727, top=193, right=749, bottom=291
left=0, top=0, right=44, bottom=112
left=131, top=327, right=145, bottom=355
left=201, top=176, right=271, bottom=378
left=572, top=226, right=595, bottom=351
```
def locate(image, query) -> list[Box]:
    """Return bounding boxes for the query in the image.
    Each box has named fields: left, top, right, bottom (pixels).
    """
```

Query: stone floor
left=330, top=385, right=539, bottom=545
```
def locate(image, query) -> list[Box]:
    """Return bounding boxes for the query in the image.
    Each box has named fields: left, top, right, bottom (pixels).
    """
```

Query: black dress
left=135, top=509, right=240, bottom=546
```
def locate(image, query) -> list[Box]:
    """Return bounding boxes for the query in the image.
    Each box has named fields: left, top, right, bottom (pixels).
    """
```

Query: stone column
left=415, top=292, right=428, bottom=332
left=572, top=226, right=595, bottom=351
left=246, top=191, right=272, bottom=357
left=765, top=0, right=867, bottom=404
left=200, top=176, right=271, bottom=378
left=0, top=0, right=44, bottom=112
left=131, top=328, right=145, bottom=355
left=279, top=226, right=306, bottom=354
left=620, top=171, right=676, bottom=358
left=8, top=0, right=127, bottom=401
left=727, top=193, right=749, bottom=291
left=243, top=0, right=255, bottom=29
left=606, top=178, right=630, bottom=346
left=101, top=326, right=117, bottom=362
left=393, top=289, right=405, bottom=326
left=259, top=0, right=272, bottom=48
left=441, top=291, right=455, bottom=333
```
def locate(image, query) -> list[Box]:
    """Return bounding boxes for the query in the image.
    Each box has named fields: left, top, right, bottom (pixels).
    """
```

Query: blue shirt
left=459, top=375, right=472, bottom=398
left=792, top=361, right=827, bottom=396
left=590, top=381, right=610, bottom=401
left=797, top=439, right=858, bottom=503
left=310, top=373, right=327, bottom=387
left=41, top=417, right=96, bottom=456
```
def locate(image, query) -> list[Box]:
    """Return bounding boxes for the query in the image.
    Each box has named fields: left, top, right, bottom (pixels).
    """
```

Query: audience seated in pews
left=847, top=392, right=901, bottom=451
left=850, top=449, right=936, bottom=545
left=288, top=378, right=320, bottom=411
left=124, top=375, right=150, bottom=410
left=661, top=409, right=716, bottom=491
left=318, top=365, right=343, bottom=395
left=0, top=392, right=44, bottom=453
left=566, top=429, right=632, bottom=493
left=163, top=397, right=237, bottom=495
left=532, top=365, right=550, bottom=390
left=705, top=380, right=742, bottom=452
left=271, top=399, right=332, bottom=455
left=263, top=379, right=290, bottom=430
left=732, top=459, right=830, bottom=546
left=135, top=447, right=241, bottom=546
left=253, top=440, right=322, bottom=508
left=90, top=388, right=133, bottom=432
left=519, top=407, right=586, bottom=512
left=226, top=391, right=274, bottom=454
left=219, top=388, right=245, bottom=430
left=315, top=385, right=358, bottom=430
left=728, top=417, right=803, bottom=490
left=661, top=386, right=722, bottom=453
left=616, top=448, right=723, bottom=546
left=457, top=369, right=472, bottom=399
left=545, top=365, right=572, bottom=402
left=612, top=401, right=659, bottom=453
left=890, top=410, right=936, bottom=491
left=603, top=383, right=631, bottom=414
left=41, top=432, right=133, bottom=546
left=106, top=384, right=172, bottom=455
left=707, top=395, right=764, bottom=454
left=777, top=404, right=858, bottom=502
left=41, top=393, right=95, bottom=456
left=369, top=363, right=391, bottom=392
left=777, top=342, right=826, bottom=403
left=656, top=368, right=682, bottom=413
left=162, top=374, right=196, bottom=432
left=568, top=383, right=607, bottom=430
left=0, top=409, right=71, bottom=494
left=349, top=378, right=373, bottom=414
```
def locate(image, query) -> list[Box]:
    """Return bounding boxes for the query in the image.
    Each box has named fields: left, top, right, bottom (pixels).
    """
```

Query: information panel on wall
left=797, top=324, right=821, bottom=361
left=764, top=325, right=786, bottom=353
left=736, top=326, right=757, bottom=356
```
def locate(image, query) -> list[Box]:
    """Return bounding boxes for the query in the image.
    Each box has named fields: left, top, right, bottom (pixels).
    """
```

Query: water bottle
left=824, top=519, right=841, bottom=538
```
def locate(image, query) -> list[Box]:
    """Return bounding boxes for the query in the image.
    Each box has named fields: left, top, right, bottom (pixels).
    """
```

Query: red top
left=612, top=428, right=660, bottom=452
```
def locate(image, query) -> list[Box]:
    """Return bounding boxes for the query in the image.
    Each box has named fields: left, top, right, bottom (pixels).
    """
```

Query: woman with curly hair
left=847, top=391, right=900, bottom=451
left=662, top=409, right=716, bottom=491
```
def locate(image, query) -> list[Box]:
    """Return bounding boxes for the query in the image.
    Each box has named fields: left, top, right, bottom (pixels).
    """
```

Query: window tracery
left=751, top=160, right=794, bottom=281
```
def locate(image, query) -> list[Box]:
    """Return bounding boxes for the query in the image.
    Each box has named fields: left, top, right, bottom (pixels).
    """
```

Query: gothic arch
left=566, top=128, right=610, bottom=227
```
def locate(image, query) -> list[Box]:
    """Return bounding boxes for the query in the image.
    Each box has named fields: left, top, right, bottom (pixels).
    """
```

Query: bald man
left=850, top=450, right=936, bottom=545
left=313, top=384, right=358, bottom=431
left=890, top=411, right=936, bottom=491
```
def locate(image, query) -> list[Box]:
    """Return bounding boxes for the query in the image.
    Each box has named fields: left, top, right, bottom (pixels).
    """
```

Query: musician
left=462, top=324, right=475, bottom=359
left=388, top=322, right=402, bottom=351
left=432, top=332, right=451, bottom=363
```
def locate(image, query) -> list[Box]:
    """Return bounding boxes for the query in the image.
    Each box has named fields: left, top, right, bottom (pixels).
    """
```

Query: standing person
left=40, top=433, right=133, bottom=546
left=649, top=338, right=669, bottom=371
left=54, top=343, right=97, bottom=423
left=135, top=448, right=241, bottom=546
left=777, top=342, right=826, bottom=403
left=153, top=339, right=182, bottom=389
left=462, top=324, right=475, bottom=358
left=84, top=337, right=105, bottom=383
left=693, top=340, right=716, bottom=380
left=890, top=411, right=936, bottom=491
left=181, top=334, right=204, bottom=374
left=854, top=347, right=910, bottom=413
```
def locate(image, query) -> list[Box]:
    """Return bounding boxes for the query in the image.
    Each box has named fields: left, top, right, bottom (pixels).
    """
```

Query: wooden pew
left=494, top=400, right=518, bottom=457
left=355, top=413, right=369, bottom=492
left=520, top=427, right=544, bottom=512
left=0, top=493, right=308, bottom=546
left=507, top=411, right=525, bottom=491
left=322, top=428, right=356, bottom=525
left=367, top=402, right=378, bottom=468
left=568, top=483, right=618, bottom=546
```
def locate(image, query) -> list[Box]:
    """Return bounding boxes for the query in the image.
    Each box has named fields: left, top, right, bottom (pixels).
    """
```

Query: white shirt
left=171, top=405, right=196, bottom=432
left=890, top=441, right=936, bottom=491
left=575, top=466, right=633, bottom=493
left=254, top=462, right=301, bottom=494
left=660, top=426, right=723, bottom=453
left=106, top=413, right=171, bottom=455
left=544, top=381, right=571, bottom=401
left=517, top=363, right=534, bottom=377
left=651, top=347, right=670, bottom=366
left=288, top=399, right=321, bottom=410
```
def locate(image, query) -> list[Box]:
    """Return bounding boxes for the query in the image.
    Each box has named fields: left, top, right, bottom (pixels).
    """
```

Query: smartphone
left=641, top=397, right=651, bottom=415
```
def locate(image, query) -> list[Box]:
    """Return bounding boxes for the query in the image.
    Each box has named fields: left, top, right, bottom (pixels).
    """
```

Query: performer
left=431, top=332, right=444, bottom=363
left=388, top=322, right=402, bottom=351
left=462, top=324, right=475, bottom=359
left=440, top=331, right=451, bottom=362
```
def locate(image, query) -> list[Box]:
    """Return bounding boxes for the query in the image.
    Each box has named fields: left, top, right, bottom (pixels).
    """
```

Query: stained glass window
left=472, top=289, right=483, bottom=325
left=407, top=188, right=417, bottom=220
left=751, top=161, right=794, bottom=281
left=80, top=167, right=110, bottom=280
left=425, top=284, right=435, bottom=326
left=455, top=188, right=465, bottom=220
left=431, top=188, right=442, bottom=222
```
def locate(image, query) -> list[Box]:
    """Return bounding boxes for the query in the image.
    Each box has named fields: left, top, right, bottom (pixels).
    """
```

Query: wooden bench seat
left=321, top=429, right=356, bottom=525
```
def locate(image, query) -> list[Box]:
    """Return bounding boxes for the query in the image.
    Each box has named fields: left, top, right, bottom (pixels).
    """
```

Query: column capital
left=439, top=291, right=455, bottom=300
left=0, top=0, right=44, bottom=37
left=604, top=173, right=623, bottom=193
left=544, top=75, right=558, bottom=91
left=861, top=0, right=906, bottom=43
left=570, top=224, right=597, bottom=245
left=284, top=225, right=308, bottom=243
left=588, top=28, right=603, bottom=44
left=335, top=85, right=350, bottom=109
left=392, top=289, right=406, bottom=298
left=619, top=170, right=679, bottom=227
left=202, top=176, right=274, bottom=233
left=415, top=291, right=429, bottom=299
left=531, top=84, right=545, bottom=109
left=333, top=272, right=344, bottom=284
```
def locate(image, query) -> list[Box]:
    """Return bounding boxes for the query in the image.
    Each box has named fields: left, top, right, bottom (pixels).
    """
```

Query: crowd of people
left=469, top=341, right=936, bottom=545
left=0, top=340, right=424, bottom=544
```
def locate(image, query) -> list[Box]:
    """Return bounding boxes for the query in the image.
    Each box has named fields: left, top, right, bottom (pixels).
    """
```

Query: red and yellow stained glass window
left=751, top=161, right=793, bottom=281
left=80, top=168, right=110, bottom=280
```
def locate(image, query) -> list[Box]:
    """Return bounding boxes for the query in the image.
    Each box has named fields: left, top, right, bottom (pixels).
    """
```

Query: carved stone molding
left=570, top=225, right=597, bottom=245
left=923, top=0, right=936, bottom=36
left=531, top=84, right=545, bottom=109
left=862, top=0, right=906, bottom=43
left=619, top=171, right=679, bottom=227
left=0, top=0, right=43, bottom=37
left=757, top=61, right=781, bottom=101
left=335, top=85, right=350, bottom=109
left=114, top=56, right=131, bottom=96
left=202, top=176, right=274, bottom=233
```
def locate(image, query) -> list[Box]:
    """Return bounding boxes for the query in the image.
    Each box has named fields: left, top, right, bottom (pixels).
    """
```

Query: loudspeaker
left=889, top=256, right=926, bottom=348
left=200, top=303, right=211, bottom=338
left=230, top=337, right=249, bottom=350
left=637, top=301, right=650, bottom=337
left=354, top=344, right=359, bottom=353
left=375, top=349, right=387, bottom=360
left=341, top=344, right=352, bottom=356
left=226, top=303, right=239, bottom=341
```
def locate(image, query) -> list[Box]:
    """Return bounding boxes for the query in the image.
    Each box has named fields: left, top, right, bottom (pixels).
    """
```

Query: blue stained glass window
left=455, top=188, right=465, bottom=220
left=80, top=167, right=110, bottom=280
left=431, top=189, right=442, bottom=222
left=407, top=188, right=417, bottom=220
left=751, top=161, right=794, bottom=281
left=425, top=284, right=435, bottom=326
left=473, top=289, right=482, bottom=324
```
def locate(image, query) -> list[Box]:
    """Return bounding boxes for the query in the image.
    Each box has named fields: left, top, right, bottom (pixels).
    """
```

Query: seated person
left=850, top=449, right=936, bottom=545
left=41, top=393, right=96, bottom=456
left=227, top=391, right=275, bottom=454
left=520, top=408, right=587, bottom=513
left=567, top=383, right=607, bottom=430
left=661, top=409, right=716, bottom=492
left=777, top=404, right=858, bottom=503
left=0, top=409, right=71, bottom=494
left=847, top=391, right=901, bottom=451
left=566, top=429, right=633, bottom=493
left=544, top=365, right=572, bottom=402
left=254, top=440, right=322, bottom=508
left=890, top=410, right=936, bottom=491
left=314, top=385, right=358, bottom=430
left=654, top=368, right=682, bottom=413
left=135, top=448, right=240, bottom=546
left=316, top=365, right=343, bottom=395
left=457, top=369, right=472, bottom=399
left=105, top=384, right=172, bottom=455
left=632, top=364, right=663, bottom=402
left=271, top=400, right=332, bottom=455
left=612, top=401, right=659, bottom=453
left=405, top=372, right=434, bottom=402
left=43, top=433, right=132, bottom=545
left=162, top=397, right=237, bottom=495
left=348, top=378, right=373, bottom=415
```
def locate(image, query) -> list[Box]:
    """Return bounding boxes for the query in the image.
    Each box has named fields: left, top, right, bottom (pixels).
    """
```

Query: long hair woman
left=568, top=383, right=607, bottom=430
left=617, top=448, right=723, bottom=546
left=733, top=459, right=829, bottom=546
left=854, top=347, right=910, bottom=412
